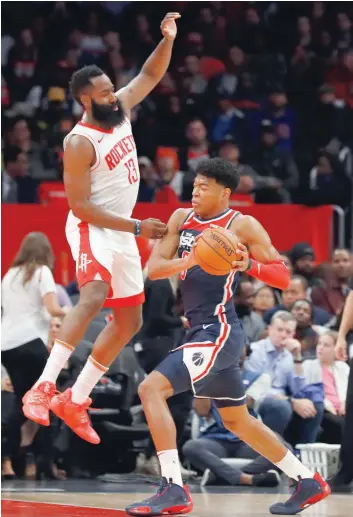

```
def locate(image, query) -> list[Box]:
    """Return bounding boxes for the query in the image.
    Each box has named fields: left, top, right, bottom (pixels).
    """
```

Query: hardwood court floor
left=2, top=479, right=352, bottom=517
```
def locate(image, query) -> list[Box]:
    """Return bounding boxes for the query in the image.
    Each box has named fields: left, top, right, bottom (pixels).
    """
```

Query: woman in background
left=303, top=331, right=349, bottom=443
left=1, top=232, right=69, bottom=479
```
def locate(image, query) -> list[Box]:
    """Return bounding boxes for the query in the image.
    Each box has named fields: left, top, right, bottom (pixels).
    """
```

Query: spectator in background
left=335, top=13, right=352, bottom=52
left=217, top=138, right=255, bottom=194
left=180, top=119, right=210, bottom=201
left=291, top=299, right=321, bottom=359
left=311, top=249, right=352, bottom=316
left=7, top=28, right=38, bottom=101
left=78, top=11, right=105, bottom=66
left=308, top=85, right=351, bottom=152
left=303, top=332, right=350, bottom=444
left=327, top=48, right=353, bottom=108
left=180, top=54, right=208, bottom=97
left=155, top=147, right=184, bottom=201
left=1, top=145, right=37, bottom=204
left=1, top=232, right=69, bottom=479
left=263, top=276, right=331, bottom=326
left=253, top=286, right=276, bottom=320
left=233, top=278, right=266, bottom=343
left=137, top=157, right=157, bottom=202
left=246, top=311, right=324, bottom=445
left=290, top=242, right=322, bottom=288
left=304, top=150, right=351, bottom=209
left=264, top=88, right=296, bottom=152
left=210, top=95, right=248, bottom=146
left=5, top=118, right=50, bottom=180
left=250, top=121, right=299, bottom=203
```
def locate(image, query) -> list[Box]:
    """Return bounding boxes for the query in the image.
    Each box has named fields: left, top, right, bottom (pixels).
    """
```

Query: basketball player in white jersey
left=23, top=12, right=181, bottom=444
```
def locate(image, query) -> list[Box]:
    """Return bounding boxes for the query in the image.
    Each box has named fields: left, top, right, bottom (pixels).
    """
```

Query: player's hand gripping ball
left=194, top=226, right=248, bottom=276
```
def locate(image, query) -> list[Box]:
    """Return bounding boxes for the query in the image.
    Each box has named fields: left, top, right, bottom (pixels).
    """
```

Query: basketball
left=195, top=227, right=241, bottom=276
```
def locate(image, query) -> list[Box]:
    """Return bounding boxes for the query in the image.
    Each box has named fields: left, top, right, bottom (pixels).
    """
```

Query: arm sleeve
left=38, top=266, right=56, bottom=297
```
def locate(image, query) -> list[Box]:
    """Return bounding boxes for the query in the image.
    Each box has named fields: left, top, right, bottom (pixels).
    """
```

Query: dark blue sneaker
left=125, top=477, right=193, bottom=516
left=270, top=472, right=331, bottom=515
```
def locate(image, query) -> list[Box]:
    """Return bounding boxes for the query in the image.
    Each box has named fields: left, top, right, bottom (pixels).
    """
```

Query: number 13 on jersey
left=125, top=158, right=139, bottom=185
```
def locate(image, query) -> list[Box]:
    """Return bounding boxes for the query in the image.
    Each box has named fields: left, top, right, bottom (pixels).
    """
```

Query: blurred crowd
left=2, top=230, right=353, bottom=484
left=1, top=1, right=353, bottom=209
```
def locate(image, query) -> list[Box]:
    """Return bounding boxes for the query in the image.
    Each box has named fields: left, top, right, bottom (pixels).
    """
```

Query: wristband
left=294, top=358, right=303, bottom=364
left=134, top=220, right=141, bottom=236
left=246, top=258, right=253, bottom=271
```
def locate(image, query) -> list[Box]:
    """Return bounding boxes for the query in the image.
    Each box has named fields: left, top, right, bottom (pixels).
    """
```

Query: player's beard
left=91, top=97, right=125, bottom=128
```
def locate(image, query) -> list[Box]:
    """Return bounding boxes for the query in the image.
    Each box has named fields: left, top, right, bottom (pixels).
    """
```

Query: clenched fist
left=140, top=218, right=167, bottom=239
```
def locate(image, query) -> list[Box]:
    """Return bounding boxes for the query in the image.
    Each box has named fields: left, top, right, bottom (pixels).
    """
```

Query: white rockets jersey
left=63, top=117, right=140, bottom=218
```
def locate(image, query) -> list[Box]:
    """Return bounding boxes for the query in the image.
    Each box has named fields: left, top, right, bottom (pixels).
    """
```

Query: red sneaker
left=22, top=381, right=56, bottom=426
left=50, top=388, right=100, bottom=445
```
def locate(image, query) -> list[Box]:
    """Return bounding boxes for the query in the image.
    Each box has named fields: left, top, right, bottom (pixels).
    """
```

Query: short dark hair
left=69, top=65, right=105, bottom=104
left=290, top=275, right=308, bottom=291
left=3, top=146, right=23, bottom=165
left=195, top=157, right=239, bottom=192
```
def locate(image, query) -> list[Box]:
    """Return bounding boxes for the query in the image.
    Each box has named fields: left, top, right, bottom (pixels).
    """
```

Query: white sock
left=71, top=356, right=108, bottom=405
left=275, top=450, right=314, bottom=481
left=35, top=340, right=74, bottom=386
left=157, top=449, right=183, bottom=487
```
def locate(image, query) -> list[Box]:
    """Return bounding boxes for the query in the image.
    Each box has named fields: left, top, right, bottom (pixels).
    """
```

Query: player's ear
left=81, top=93, right=90, bottom=109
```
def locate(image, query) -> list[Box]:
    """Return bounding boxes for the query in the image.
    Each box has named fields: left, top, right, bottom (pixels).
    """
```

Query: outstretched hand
left=161, top=12, right=181, bottom=41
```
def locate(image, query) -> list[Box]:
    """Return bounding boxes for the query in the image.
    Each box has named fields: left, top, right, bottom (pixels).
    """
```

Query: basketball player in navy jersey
left=126, top=158, right=330, bottom=516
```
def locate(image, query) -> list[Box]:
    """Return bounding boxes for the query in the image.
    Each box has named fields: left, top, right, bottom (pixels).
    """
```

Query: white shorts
left=66, top=212, right=144, bottom=308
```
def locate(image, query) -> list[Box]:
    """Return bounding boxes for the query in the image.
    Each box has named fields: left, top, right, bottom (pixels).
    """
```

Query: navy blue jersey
left=178, top=209, right=240, bottom=327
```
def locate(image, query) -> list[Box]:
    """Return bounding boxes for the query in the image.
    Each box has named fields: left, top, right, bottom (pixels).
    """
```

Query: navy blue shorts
left=155, top=320, right=246, bottom=408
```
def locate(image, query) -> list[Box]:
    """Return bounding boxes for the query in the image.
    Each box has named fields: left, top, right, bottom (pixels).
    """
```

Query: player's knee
left=138, top=375, right=168, bottom=403
left=137, top=378, right=155, bottom=402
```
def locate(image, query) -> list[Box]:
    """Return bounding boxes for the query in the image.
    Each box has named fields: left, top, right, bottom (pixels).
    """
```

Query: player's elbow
left=70, top=200, right=87, bottom=220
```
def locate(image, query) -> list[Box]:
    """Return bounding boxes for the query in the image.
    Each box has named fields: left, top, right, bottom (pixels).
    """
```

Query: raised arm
left=148, top=209, right=192, bottom=280
left=64, top=135, right=166, bottom=239
left=117, top=13, right=180, bottom=111
left=232, top=215, right=290, bottom=290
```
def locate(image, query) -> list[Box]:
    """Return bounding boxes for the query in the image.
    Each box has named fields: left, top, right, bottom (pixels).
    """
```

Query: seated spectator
left=6, top=118, right=53, bottom=180
left=180, top=119, right=211, bottom=201
left=183, top=347, right=283, bottom=487
left=303, top=332, right=350, bottom=443
left=1, top=145, right=38, bottom=204
left=246, top=311, right=324, bottom=445
left=233, top=278, right=265, bottom=343
left=7, top=28, right=38, bottom=102
left=311, top=249, right=352, bottom=315
left=137, top=157, right=158, bottom=202
left=327, top=48, right=353, bottom=108
left=250, top=121, right=299, bottom=203
left=253, top=286, right=276, bottom=319
left=180, top=54, right=208, bottom=96
left=259, top=88, right=297, bottom=152
left=218, top=137, right=288, bottom=196
left=210, top=94, right=248, bottom=147
left=303, top=150, right=351, bottom=209
left=263, top=276, right=331, bottom=326
left=290, top=242, right=324, bottom=288
left=291, top=299, right=321, bottom=359
left=155, top=147, right=184, bottom=200
left=183, top=399, right=282, bottom=487
left=179, top=119, right=210, bottom=173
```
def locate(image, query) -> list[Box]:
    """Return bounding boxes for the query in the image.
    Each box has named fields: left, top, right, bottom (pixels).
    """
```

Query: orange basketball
left=195, top=227, right=241, bottom=276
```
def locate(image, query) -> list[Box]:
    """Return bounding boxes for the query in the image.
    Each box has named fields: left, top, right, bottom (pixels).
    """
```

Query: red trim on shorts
left=103, top=291, right=145, bottom=308
left=78, top=121, right=113, bottom=134
left=77, top=222, right=113, bottom=297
